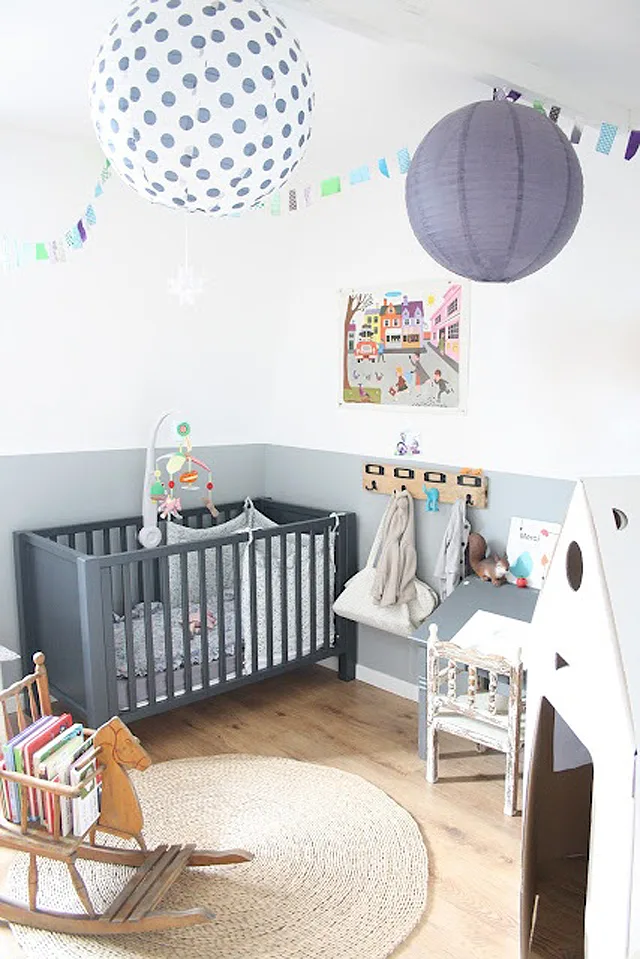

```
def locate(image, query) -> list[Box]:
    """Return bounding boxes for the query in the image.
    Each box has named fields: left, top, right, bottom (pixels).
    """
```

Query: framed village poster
left=339, top=278, right=470, bottom=411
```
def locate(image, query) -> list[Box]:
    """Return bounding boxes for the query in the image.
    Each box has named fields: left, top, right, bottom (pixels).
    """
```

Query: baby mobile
left=139, top=413, right=216, bottom=549
left=151, top=421, right=215, bottom=517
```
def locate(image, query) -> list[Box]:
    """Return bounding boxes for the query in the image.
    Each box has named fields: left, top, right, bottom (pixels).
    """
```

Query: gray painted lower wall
left=264, top=446, right=574, bottom=686
left=1, top=441, right=573, bottom=692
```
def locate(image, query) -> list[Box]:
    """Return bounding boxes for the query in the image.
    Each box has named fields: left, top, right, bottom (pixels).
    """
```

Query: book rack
left=362, top=461, right=488, bottom=508
left=0, top=653, right=253, bottom=935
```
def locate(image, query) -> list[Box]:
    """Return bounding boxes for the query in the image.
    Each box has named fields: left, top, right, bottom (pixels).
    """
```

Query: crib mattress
left=112, top=598, right=237, bottom=679
left=113, top=598, right=332, bottom=712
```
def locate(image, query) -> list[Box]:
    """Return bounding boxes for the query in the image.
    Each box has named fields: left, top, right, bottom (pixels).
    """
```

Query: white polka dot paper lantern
left=89, top=0, right=314, bottom=215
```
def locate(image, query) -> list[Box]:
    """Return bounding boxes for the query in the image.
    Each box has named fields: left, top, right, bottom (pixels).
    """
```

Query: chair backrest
left=427, top=623, right=521, bottom=725
left=0, top=652, right=52, bottom=743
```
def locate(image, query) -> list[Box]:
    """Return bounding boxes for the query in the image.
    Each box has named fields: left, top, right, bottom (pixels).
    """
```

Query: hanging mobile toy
left=139, top=415, right=217, bottom=548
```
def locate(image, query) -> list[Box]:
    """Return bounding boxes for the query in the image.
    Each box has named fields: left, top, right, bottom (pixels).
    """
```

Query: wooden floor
left=529, top=859, right=587, bottom=959
left=0, top=667, right=523, bottom=958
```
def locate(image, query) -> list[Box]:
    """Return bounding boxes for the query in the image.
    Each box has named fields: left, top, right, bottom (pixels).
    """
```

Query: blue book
left=3, top=716, right=52, bottom=823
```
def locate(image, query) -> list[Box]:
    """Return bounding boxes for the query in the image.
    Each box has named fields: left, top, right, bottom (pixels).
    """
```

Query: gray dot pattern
left=90, top=0, right=313, bottom=215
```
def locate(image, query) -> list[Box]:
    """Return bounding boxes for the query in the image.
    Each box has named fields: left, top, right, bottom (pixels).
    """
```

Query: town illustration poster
left=340, top=279, right=469, bottom=410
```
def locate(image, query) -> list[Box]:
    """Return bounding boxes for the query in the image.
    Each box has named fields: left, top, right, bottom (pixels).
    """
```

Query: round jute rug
left=7, top=755, right=428, bottom=959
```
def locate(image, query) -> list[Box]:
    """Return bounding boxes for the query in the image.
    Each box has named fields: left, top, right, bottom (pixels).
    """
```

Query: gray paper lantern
left=405, top=101, right=583, bottom=282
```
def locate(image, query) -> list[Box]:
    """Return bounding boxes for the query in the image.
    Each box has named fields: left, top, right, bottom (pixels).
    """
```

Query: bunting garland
left=3, top=78, right=639, bottom=252
left=0, top=160, right=112, bottom=271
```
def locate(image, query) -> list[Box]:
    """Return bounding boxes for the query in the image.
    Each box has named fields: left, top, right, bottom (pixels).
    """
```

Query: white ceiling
left=278, top=0, right=640, bottom=127
left=1, top=0, right=638, bottom=136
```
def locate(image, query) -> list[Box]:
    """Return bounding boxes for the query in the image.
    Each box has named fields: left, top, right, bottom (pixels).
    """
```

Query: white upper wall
left=1, top=5, right=639, bottom=478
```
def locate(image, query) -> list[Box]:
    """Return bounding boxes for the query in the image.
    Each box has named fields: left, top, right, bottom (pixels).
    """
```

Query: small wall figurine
left=395, top=430, right=421, bottom=457
left=468, top=532, right=509, bottom=586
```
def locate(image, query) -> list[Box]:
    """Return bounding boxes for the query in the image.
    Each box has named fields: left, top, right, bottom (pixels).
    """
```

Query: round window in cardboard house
left=566, top=541, right=583, bottom=591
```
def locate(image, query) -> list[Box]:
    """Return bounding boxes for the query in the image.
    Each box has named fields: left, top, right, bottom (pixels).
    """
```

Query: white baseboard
left=319, top=657, right=418, bottom=703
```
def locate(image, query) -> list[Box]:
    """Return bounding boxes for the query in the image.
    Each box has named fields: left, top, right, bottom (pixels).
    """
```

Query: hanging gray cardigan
left=433, top=498, right=471, bottom=601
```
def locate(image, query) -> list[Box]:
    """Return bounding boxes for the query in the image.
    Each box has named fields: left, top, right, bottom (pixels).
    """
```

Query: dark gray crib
left=15, top=499, right=358, bottom=726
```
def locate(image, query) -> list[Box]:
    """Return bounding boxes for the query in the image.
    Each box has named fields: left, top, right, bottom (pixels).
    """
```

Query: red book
left=23, top=713, right=73, bottom=821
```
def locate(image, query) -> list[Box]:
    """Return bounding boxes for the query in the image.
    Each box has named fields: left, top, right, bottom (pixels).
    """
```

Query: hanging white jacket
left=433, top=498, right=471, bottom=601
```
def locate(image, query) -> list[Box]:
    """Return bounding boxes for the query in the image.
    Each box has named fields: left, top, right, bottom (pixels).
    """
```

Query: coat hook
left=365, top=479, right=378, bottom=491
left=465, top=493, right=472, bottom=506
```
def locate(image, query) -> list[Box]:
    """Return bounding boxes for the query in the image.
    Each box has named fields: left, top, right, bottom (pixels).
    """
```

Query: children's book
left=70, top=748, right=101, bottom=837
left=0, top=759, right=10, bottom=821
left=39, top=726, right=84, bottom=835
left=3, top=716, right=53, bottom=823
left=505, top=517, right=562, bottom=590
left=30, top=715, right=76, bottom=823
left=20, top=716, right=76, bottom=821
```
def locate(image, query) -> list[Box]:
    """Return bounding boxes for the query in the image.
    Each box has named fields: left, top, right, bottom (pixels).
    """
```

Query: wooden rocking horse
left=0, top=653, right=253, bottom=935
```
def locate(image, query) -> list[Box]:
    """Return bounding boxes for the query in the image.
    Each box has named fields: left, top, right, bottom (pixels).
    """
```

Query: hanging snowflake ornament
left=168, top=264, right=205, bottom=305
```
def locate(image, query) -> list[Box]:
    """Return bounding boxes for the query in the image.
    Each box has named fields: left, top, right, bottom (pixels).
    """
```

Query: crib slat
left=119, top=526, right=128, bottom=554
left=198, top=550, right=210, bottom=690
left=265, top=536, right=274, bottom=669
left=215, top=545, right=226, bottom=685
left=103, top=528, right=111, bottom=557
left=279, top=533, right=288, bottom=664
left=233, top=541, right=243, bottom=678
left=68, top=533, right=76, bottom=551
left=295, top=532, right=303, bottom=660
left=248, top=538, right=258, bottom=673
left=323, top=528, right=331, bottom=648
left=121, top=564, right=137, bottom=711
left=180, top=553, right=192, bottom=694
left=309, top=531, right=317, bottom=654
left=85, top=530, right=94, bottom=555
left=159, top=554, right=174, bottom=701
left=142, top=560, right=156, bottom=706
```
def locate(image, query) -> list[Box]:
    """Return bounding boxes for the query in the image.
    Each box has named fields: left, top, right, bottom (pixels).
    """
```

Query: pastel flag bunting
left=65, top=226, right=82, bottom=249
left=596, top=122, right=618, bottom=154
left=35, top=243, right=49, bottom=261
left=396, top=147, right=411, bottom=174
left=533, top=100, right=546, bottom=115
left=378, top=158, right=390, bottom=178
left=506, top=90, right=522, bottom=101
left=570, top=122, right=583, bottom=144
left=321, top=176, right=341, bottom=197
left=94, top=182, right=104, bottom=198
left=624, top=131, right=640, bottom=161
left=77, top=220, right=87, bottom=243
left=270, top=191, right=281, bottom=216
left=303, top=185, right=313, bottom=206
left=493, top=87, right=507, bottom=101
left=288, top=189, right=297, bottom=212
left=349, top=165, right=371, bottom=185
left=101, top=159, right=112, bottom=177
left=549, top=105, right=561, bottom=123
left=85, top=204, right=97, bottom=226
left=20, top=243, right=36, bottom=265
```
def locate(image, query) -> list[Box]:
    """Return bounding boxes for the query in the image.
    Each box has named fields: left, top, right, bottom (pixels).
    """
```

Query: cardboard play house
left=521, top=478, right=640, bottom=959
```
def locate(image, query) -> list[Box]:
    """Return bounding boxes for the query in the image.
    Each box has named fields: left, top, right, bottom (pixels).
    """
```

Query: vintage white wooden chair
left=425, top=622, right=525, bottom=816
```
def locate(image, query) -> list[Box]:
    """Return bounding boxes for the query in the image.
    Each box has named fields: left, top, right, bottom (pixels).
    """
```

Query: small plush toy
left=188, top=609, right=216, bottom=636
left=468, top=532, right=509, bottom=586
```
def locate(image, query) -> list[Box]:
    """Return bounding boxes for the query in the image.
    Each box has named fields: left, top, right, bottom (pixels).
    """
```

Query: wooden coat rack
left=362, top=461, right=488, bottom=509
